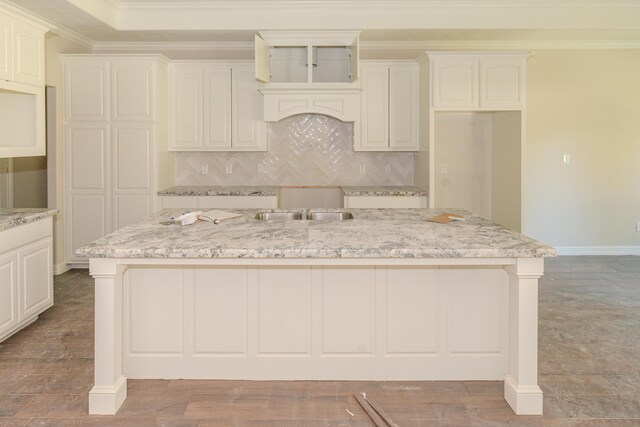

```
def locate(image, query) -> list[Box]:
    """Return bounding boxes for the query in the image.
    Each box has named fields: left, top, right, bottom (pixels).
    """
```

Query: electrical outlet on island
left=225, top=163, right=233, bottom=174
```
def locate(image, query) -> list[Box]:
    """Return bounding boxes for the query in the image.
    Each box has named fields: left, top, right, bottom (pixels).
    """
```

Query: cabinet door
left=232, top=66, right=266, bottom=151
left=19, top=239, right=53, bottom=320
left=111, top=61, right=155, bottom=121
left=12, top=19, right=44, bottom=86
left=169, top=67, right=202, bottom=149
left=203, top=67, right=231, bottom=148
left=0, top=14, right=11, bottom=81
left=359, top=65, right=389, bottom=150
left=65, top=124, right=110, bottom=263
left=389, top=65, right=419, bottom=150
left=0, top=252, right=18, bottom=339
left=255, top=35, right=271, bottom=83
left=64, top=60, right=110, bottom=122
left=432, top=59, right=478, bottom=108
left=112, top=124, right=153, bottom=230
left=480, top=59, right=523, bottom=110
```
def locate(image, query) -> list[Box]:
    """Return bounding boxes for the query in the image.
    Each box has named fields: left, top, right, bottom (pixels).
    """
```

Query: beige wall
left=45, top=34, right=92, bottom=270
left=524, top=49, right=640, bottom=249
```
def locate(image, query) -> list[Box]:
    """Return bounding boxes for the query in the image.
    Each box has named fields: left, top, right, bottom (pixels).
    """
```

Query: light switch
left=441, top=164, right=448, bottom=174
left=563, top=154, right=571, bottom=164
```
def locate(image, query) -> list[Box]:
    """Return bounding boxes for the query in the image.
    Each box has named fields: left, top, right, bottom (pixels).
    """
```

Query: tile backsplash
left=176, top=114, right=414, bottom=186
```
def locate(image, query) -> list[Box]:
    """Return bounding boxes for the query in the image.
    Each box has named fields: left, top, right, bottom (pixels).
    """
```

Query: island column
left=504, top=257, right=544, bottom=415
left=88, top=259, right=128, bottom=415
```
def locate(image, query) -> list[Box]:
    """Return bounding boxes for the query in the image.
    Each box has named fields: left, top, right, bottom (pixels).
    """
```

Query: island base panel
left=90, top=259, right=543, bottom=415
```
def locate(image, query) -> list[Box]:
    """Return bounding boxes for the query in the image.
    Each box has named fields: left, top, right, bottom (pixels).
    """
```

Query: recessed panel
left=114, top=67, right=151, bottom=118
left=449, top=268, right=502, bottom=354
left=22, top=244, right=51, bottom=316
left=68, top=66, right=107, bottom=119
left=0, top=255, right=16, bottom=331
left=114, top=126, right=151, bottom=190
left=69, top=127, right=106, bottom=190
left=129, top=268, right=183, bottom=354
left=258, top=267, right=311, bottom=354
left=322, top=267, right=374, bottom=354
left=387, top=268, right=438, bottom=354
left=194, top=268, right=247, bottom=354
left=71, top=195, right=106, bottom=250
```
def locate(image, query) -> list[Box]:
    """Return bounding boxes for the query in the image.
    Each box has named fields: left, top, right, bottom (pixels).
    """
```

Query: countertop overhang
left=76, top=208, right=556, bottom=260
left=0, top=208, right=58, bottom=232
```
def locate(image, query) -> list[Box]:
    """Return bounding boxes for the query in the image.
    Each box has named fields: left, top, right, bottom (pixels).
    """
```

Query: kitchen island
left=77, top=208, right=555, bottom=416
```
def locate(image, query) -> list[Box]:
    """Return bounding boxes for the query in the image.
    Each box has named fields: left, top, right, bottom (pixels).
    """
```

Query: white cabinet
left=0, top=216, right=53, bottom=342
left=0, top=6, right=48, bottom=158
left=159, top=195, right=278, bottom=209
left=169, top=62, right=265, bottom=151
left=12, top=19, right=44, bottom=87
left=429, top=53, right=526, bottom=110
left=255, top=31, right=359, bottom=84
left=357, top=62, right=419, bottom=151
left=63, top=55, right=172, bottom=264
left=0, top=8, right=46, bottom=87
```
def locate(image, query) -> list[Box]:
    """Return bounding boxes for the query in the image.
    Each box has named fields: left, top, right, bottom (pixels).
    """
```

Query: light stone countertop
left=158, top=186, right=280, bottom=197
left=76, top=208, right=556, bottom=259
left=0, top=209, right=58, bottom=232
left=341, top=186, right=428, bottom=196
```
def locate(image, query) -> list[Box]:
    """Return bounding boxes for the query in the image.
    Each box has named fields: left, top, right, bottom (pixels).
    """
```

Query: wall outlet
left=636, top=222, right=640, bottom=232
left=257, top=163, right=265, bottom=174
left=384, top=164, right=391, bottom=174
left=200, top=164, right=208, bottom=175
left=441, top=164, right=448, bottom=174
left=359, top=164, right=366, bottom=175
left=225, top=163, right=233, bottom=174
left=563, top=153, right=571, bottom=164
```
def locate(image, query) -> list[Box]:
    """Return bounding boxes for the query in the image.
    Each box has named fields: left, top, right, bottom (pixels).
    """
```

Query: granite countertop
left=76, top=208, right=555, bottom=259
left=341, top=186, right=428, bottom=197
left=0, top=209, right=58, bottom=232
left=158, top=186, right=280, bottom=197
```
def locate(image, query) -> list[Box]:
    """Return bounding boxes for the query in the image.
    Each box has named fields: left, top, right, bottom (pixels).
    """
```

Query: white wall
left=524, top=49, right=640, bottom=251
left=45, top=34, right=92, bottom=271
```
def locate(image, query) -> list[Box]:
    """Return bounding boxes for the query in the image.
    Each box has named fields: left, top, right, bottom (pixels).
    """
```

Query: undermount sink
left=254, top=212, right=304, bottom=221
left=255, top=210, right=353, bottom=221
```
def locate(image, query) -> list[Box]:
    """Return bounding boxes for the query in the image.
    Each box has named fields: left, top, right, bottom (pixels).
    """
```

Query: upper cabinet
left=64, top=59, right=157, bottom=122
left=0, top=6, right=48, bottom=158
left=169, top=62, right=265, bottom=152
left=356, top=62, right=419, bottom=152
left=428, top=52, right=528, bottom=110
left=255, top=31, right=360, bottom=85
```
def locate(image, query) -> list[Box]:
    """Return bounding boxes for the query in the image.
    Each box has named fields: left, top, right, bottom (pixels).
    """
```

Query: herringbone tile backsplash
left=175, top=114, right=414, bottom=186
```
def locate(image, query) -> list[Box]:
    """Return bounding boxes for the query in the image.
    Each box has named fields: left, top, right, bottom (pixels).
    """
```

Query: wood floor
left=1, top=256, right=639, bottom=426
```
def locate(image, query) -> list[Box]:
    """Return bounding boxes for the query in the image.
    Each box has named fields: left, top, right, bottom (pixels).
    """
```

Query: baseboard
left=556, top=246, right=640, bottom=256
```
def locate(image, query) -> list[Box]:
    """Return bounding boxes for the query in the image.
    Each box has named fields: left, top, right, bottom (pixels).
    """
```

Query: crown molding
left=91, top=39, right=640, bottom=55
left=93, top=41, right=254, bottom=52
left=50, top=26, right=95, bottom=49
left=0, top=1, right=54, bottom=31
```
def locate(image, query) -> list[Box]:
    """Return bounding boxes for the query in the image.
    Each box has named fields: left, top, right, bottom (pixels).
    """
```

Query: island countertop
left=76, top=208, right=556, bottom=259
left=0, top=208, right=58, bottom=232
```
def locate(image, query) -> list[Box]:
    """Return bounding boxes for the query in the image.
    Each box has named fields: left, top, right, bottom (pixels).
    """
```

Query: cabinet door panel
left=359, top=65, right=389, bottom=149
left=389, top=65, right=419, bottom=150
left=254, top=35, right=270, bottom=83
left=12, top=20, right=44, bottom=86
left=432, top=59, right=478, bottom=108
left=20, top=239, right=53, bottom=320
left=232, top=66, right=265, bottom=150
left=204, top=67, right=231, bottom=148
left=112, top=125, right=152, bottom=191
left=64, top=61, right=109, bottom=121
left=480, top=60, right=523, bottom=109
left=67, top=125, right=108, bottom=191
left=0, top=253, right=18, bottom=338
left=0, top=14, right=11, bottom=81
left=169, top=67, right=202, bottom=148
left=112, top=61, right=155, bottom=121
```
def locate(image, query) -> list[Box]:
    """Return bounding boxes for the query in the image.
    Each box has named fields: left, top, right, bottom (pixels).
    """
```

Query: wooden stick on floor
left=353, top=393, right=388, bottom=427
left=365, top=395, right=400, bottom=427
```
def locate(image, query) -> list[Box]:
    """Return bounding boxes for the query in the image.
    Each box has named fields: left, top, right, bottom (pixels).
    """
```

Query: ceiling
left=5, top=0, right=640, bottom=58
